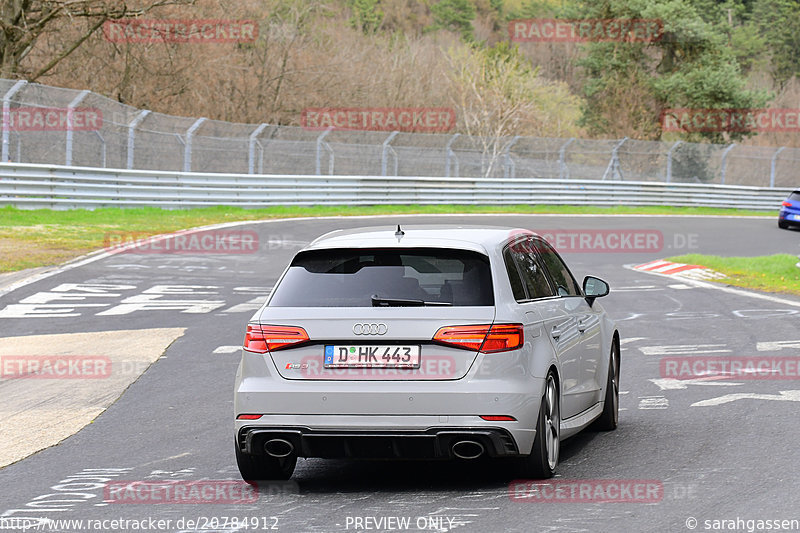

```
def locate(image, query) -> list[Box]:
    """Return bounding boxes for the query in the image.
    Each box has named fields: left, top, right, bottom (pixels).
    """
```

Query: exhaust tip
left=452, top=440, right=484, bottom=460
left=264, top=438, right=294, bottom=458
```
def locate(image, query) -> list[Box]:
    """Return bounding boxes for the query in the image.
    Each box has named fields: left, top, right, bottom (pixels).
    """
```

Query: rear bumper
left=238, top=424, right=521, bottom=459
left=779, top=207, right=800, bottom=222
left=234, top=344, right=547, bottom=456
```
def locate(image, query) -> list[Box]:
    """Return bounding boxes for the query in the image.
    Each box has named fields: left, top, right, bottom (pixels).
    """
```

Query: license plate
left=791, top=214, right=800, bottom=221
left=324, top=345, right=420, bottom=368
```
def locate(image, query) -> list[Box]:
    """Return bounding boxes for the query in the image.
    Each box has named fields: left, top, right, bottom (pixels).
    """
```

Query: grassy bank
left=667, top=254, right=800, bottom=296
left=0, top=204, right=769, bottom=273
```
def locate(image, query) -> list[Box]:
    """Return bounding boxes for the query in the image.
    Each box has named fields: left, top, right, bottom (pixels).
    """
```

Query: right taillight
left=244, top=324, right=309, bottom=353
left=433, top=324, right=523, bottom=353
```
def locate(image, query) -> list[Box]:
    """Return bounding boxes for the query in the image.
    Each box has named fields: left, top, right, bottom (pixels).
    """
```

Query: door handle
left=551, top=326, right=562, bottom=340
left=577, top=320, right=587, bottom=333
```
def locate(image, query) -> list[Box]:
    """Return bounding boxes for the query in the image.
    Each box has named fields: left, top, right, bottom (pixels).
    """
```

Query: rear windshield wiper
left=371, top=295, right=452, bottom=307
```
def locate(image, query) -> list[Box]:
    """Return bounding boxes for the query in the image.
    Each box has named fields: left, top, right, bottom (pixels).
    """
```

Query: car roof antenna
left=395, top=224, right=405, bottom=241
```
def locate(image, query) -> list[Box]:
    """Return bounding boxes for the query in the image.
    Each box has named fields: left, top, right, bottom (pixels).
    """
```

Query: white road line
left=638, top=396, right=669, bottom=409
left=620, top=337, right=647, bottom=345
left=692, top=390, right=800, bottom=407
left=639, top=344, right=731, bottom=356
left=649, top=377, right=742, bottom=391
left=757, top=340, right=800, bottom=352
left=213, top=345, right=242, bottom=354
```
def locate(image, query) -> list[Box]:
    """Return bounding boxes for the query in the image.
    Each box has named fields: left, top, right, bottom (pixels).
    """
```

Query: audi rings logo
left=353, top=323, right=388, bottom=335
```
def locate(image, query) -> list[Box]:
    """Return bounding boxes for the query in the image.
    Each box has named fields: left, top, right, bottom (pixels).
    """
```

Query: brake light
left=783, top=201, right=792, bottom=207
left=237, top=414, right=262, bottom=420
left=433, top=324, right=523, bottom=353
left=480, top=415, right=517, bottom=421
left=244, top=325, right=309, bottom=353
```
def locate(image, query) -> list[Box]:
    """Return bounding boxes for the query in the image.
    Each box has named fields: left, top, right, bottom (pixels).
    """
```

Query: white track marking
left=213, top=345, right=241, bottom=354
left=692, top=390, right=800, bottom=407
left=639, top=344, right=731, bottom=356
left=620, top=337, right=647, bottom=345
left=757, top=340, right=800, bottom=352
left=649, top=377, right=742, bottom=391
left=638, top=396, right=669, bottom=409
left=625, top=264, right=800, bottom=308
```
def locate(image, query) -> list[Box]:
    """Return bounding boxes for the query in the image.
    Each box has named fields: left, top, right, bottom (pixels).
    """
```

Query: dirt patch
left=0, top=237, right=91, bottom=273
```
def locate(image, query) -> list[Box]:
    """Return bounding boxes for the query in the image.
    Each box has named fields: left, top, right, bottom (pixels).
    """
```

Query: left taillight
left=243, top=324, right=309, bottom=353
left=783, top=201, right=792, bottom=207
left=433, top=324, right=523, bottom=353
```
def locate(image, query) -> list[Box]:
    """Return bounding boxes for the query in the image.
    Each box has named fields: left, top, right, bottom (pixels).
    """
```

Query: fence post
left=381, top=131, right=399, bottom=176
left=558, top=137, right=575, bottom=179
left=2, top=80, right=27, bottom=163
left=93, top=131, right=106, bottom=168
left=184, top=118, right=207, bottom=173
left=503, top=136, right=521, bottom=178
left=248, top=123, right=268, bottom=174
left=445, top=133, right=460, bottom=177
left=770, top=146, right=786, bottom=188
left=666, top=141, right=682, bottom=183
left=65, top=90, right=90, bottom=166
left=602, top=137, right=627, bottom=180
left=127, top=110, right=151, bottom=169
left=316, top=129, right=333, bottom=175
left=720, top=143, right=736, bottom=184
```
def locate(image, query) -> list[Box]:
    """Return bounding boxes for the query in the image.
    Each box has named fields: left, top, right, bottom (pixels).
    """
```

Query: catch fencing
left=1, top=78, right=799, bottom=188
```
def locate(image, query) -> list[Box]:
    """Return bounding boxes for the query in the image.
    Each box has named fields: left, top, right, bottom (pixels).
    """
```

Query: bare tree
left=447, top=42, right=583, bottom=177
left=0, top=0, right=194, bottom=80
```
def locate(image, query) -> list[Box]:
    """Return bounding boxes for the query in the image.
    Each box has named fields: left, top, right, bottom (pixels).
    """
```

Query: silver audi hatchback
left=234, top=225, right=620, bottom=480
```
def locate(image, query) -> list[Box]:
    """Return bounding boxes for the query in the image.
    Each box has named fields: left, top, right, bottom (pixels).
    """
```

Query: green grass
left=667, top=254, right=800, bottom=296
left=0, top=204, right=770, bottom=274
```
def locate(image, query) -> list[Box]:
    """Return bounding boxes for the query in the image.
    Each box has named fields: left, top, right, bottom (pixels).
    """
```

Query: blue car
left=779, top=190, right=800, bottom=229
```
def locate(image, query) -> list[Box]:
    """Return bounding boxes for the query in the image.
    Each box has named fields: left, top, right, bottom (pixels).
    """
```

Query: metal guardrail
left=0, top=163, right=790, bottom=210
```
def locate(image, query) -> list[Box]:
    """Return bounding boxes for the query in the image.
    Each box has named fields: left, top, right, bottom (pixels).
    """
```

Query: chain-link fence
left=1, top=78, right=799, bottom=188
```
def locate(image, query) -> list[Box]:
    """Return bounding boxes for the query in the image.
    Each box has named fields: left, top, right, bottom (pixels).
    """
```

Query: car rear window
left=268, top=248, right=494, bottom=307
left=790, top=192, right=800, bottom=202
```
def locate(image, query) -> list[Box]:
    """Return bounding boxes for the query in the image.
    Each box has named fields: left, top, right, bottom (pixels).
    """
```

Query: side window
left=506, top=240, right=554, bottom=300
left=503, top=248, right=527, bottom=301
left=534, top=239, right=581, bottom=297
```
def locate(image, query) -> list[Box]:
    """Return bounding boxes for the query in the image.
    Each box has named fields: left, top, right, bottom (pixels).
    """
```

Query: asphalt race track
left=1, top=215, right=799, bottom=533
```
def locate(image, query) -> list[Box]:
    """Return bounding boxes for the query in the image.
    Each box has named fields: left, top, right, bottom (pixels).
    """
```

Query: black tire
left=592, top=341, right=620, bottom=431
left=516, top=372, right=559, bottom=479
left=235, top=439, right=296, bottom=482
left=778, top=220, right=790, bottom=229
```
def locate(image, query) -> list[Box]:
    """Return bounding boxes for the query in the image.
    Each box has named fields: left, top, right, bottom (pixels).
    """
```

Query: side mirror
left=583, top=276, right=609, bottom=303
